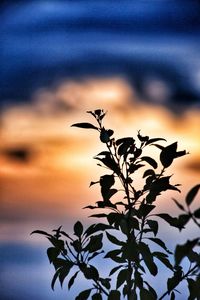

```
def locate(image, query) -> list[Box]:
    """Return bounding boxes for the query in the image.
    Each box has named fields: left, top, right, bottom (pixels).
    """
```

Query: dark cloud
left=1, top=0, right=200, bottom=109
left=2, top=147, right=33, bottom=163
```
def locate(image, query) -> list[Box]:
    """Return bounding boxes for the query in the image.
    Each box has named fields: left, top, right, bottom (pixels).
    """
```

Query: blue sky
left=1, top=0, right=200, bottom=108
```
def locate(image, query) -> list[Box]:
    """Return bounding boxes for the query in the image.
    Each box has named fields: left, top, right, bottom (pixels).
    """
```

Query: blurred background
left=0, top=1, right=200, bottom=299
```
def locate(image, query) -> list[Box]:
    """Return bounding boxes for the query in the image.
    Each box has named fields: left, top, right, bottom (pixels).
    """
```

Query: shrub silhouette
left=32, top=110, right=200, bottom=299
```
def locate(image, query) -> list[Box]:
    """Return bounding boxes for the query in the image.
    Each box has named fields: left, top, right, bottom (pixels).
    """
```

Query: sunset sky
left=1, top=1, right=200, bottom=299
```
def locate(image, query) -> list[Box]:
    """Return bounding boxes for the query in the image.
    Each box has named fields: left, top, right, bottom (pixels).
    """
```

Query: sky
left=0, top=1, right=200, bottom=299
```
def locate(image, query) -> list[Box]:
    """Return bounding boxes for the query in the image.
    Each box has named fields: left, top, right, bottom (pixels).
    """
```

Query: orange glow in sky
left=0, top=77, right=199, bottom=241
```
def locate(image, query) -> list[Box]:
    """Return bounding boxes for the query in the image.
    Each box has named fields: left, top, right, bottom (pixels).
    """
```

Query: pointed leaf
left=186, top=184, right=200, bottom=206
left=172, top=198, right=185, bottom=211
left=140, top=288, right=157, bottom=300
left=143, top=169, right=155, bottom=178
left=116, top=269, right=128, bottom=289
left=71, top=123, right=98, bottom=130
left=175, top=239, right=199, bottom=265
left=153, top=252, right=173, bottom=271
left=31, top=230, right=52, bottom=237
left=139, top=242, right=158, bottom=276
left=146, top=138, right=166, bottom=145
left=146, top=220, right=158, bottom=236
left=149, top=238, right=172, bottom=254
left=51, top=268, right=61, bottom=290
left=170, top=291, right=175, bottom=300
left=194, top=207, right=200, bottom=218
left=74, top=221, right=83, bottom=237
left=84, top=233, right=103, bottom=253
left=92, top=294, right=102, bottom=300
left=68, top=271, right=79, bottom=290
left=167, top=267, right=182, bottom=292
left=108, top=290, right=121, bottom=300
left=59, top=262, right=73, bottom=287
left=47, top=247, right=61, bottom=263
left=141, top=156, right=157, bottom=169
left=109, top=265, right=122, bottom=276
left=106, top=232, right=124, bottom=246
left=75, top=289, right=92, bottom=300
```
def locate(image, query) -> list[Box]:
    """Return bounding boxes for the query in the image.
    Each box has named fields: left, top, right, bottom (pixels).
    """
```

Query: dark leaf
left=106, top=232, right=124, bottom=246
left=68, top=271, right=79, bottom=290
left=107, top=212, right=123, bottom=228
left=116, top=137, right=134, bottom=146
left=84, top=205, right=97, bottom=209
left=51, top=268, right=61, bottom=290
left=167, top=267, right=182, bottom=292
left=129, top=163, right=145, bottom=174
left=92, top=294, right=102, bottom=300
left=139, top=242, right=158, bottom=276
left=153, top=252, right=173, bottom=271
left=89, top=181, right=99, bottom=187
left=170, top=291, right=175, bottom=300
left=100, top=128, right=111, bottom=143
left=116, top=269, right=128, bottom=289
left=145, top=282, right=157, bottom=299
left=89, top=214, right=108, bottom=218
left=75, top=289, right=92, bottom=300
left=156, top=213, right=183, bottom=230
left=108, top=290, right=121, bottom=300
left=81, top=265, right=99, bottom=280
left=149, top=238, right=172, bottom=254
left=143, top=169, right=156, bottom=178
left=84, top=223, right=112, bottom=237
left=175, top=239, right=199, bottom=265
left=194, top=207, right=200, bottom=218
left=52, top=258, right=68, bottom=270
left=134, top=270, right=143, bottom=289
left=95, top=152, right=120, bottom=175
left=172, top=198, right=185, bottom=211
left=71, top=239, right=81, bottom=253
left=129, top=217, right=140, bottom=230
left=84, top=233, right=103, bottom=253
left=187, top=250, right=200, bottom=264
left=138, top=204, right=155, bottom=218
left=74, top=221, right=83, bottom=237
left=137, top=131, right=149, bottom=142
left=187, top=278, right=200, bottom=300
left=141, top=156, right=158, bottom=169
left=146, top=220, right=158, bottom=236
left=122, top=240, right=139, bottom=262
left=178, top=214, right=191, bottom=228
left=71, top=123, right=98, bottom=130
left=31, top=230, right=52, bottom=237
left=186, top=184, right=200, bottom=206
left=140, top=288, right=157, bottom=300
left=105, top=249, right=125, bottom=263
left=160, top=142, right=186, bottom=168
left=100, top=174, right=115, bottom=190
left=160, top=142, right=177, bottom=168
left=99, top=278, right=111, bottom=290
left=88, top=250, right=104, bottom=262
left=48, top=237, right=65, bottom=250
left=60, top=231, right=73, bottom=241
left=146, top=138, right=166, bottom=145
left=47, top=247, right=61, bottom=263
left=109, top=265, right=122, bottom=276
left=151, top=144, right=164, bottom=150
left=59, top=262, right=73, bottom=287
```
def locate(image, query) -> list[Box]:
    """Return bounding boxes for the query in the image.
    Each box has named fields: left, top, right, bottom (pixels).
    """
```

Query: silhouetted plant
left=32, top=110, right=200, bottom=299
